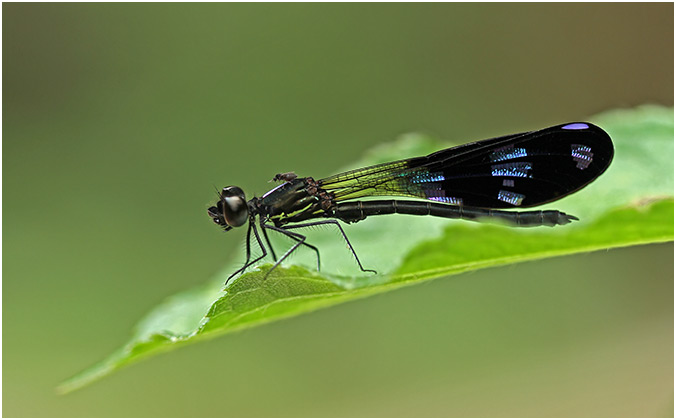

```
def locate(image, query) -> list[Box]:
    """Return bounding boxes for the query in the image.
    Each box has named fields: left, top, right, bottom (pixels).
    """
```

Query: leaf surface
left=59, top=105, right=674, bottom=393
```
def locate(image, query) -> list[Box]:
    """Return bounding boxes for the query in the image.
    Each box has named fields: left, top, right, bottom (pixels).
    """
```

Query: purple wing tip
left=561, top=123, right=590, bottom=130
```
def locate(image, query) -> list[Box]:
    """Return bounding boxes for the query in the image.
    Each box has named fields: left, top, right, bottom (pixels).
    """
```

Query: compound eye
left=222, top=186, right=245, bottom=199
left=223, top=195, right=248, bottom=227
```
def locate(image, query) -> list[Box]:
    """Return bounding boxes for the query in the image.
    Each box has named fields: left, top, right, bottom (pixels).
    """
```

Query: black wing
left=318, top=122, right=613, bottom=208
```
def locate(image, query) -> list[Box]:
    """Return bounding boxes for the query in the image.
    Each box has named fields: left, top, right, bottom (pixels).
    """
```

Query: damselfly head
left=208, top=186, right=249, bottom=229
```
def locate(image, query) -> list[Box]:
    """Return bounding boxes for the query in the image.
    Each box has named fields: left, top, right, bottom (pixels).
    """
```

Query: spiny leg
left=227, top=222, right=268, bottom=284
left=231, top=221, right=252, bottom=274
left=283, top=219, right=376, bottom=274
left=264, top=224, right=321, bottom=271
left=259, top=219, right=278, bottom=261
left=262, top=229, right=310, bottom=280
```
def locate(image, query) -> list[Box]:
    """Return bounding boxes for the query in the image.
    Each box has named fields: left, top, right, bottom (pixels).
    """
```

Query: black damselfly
left=208, top=122, right=613, bottom=283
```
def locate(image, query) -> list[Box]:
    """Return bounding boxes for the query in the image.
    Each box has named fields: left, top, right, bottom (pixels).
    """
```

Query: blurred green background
left=3, top=3, right=673, bottom=417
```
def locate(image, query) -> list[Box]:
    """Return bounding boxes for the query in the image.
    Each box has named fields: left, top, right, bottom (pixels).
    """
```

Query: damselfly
left=208, top=122, right=613, bottom=283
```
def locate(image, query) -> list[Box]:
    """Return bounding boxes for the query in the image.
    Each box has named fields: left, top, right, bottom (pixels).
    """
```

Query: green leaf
left=58, top=105, right=674, bottom=394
